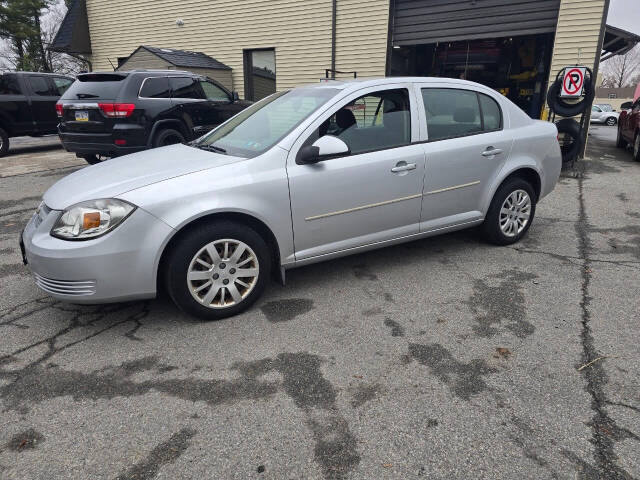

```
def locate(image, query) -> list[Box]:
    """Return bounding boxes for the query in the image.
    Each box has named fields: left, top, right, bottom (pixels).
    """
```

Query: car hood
left=43, top=144, right=245, bottom=210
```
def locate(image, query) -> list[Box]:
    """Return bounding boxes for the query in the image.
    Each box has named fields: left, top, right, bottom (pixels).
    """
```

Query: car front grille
left=34, top=273, right=96, bottom=296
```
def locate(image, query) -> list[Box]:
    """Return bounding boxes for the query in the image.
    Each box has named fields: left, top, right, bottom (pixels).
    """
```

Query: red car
left=617, top=84, right=640, bottom=161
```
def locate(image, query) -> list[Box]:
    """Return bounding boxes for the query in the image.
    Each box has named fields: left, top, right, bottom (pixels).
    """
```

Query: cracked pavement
left=0, top=127, right=638, bottom=479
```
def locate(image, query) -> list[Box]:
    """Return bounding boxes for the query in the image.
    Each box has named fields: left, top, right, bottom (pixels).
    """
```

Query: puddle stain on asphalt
left=0, top=352, right=359, bottom=480
left=466, top=269, right=537, bottom=338
left=115, top=427, right=196, bottom=480
left=591, top=224, right=640, bottom=260
left=350, top=383, right=382, bottom=408
left=0, top=196, right=42, bottom=211
left=407, top=343, right=498, bottom=400
left=383, top=318, right=405, bottom=337
left=352, top=264, right=377, bottom=281
left=615, top=193, right=628, bottom=203
left=260, top=298, right=314, bottom=323
left=6, top=428, right=44, bottom=451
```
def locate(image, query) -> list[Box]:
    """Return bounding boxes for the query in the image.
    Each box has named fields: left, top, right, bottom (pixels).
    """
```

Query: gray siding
left=393, top=0, right=561, bottom=46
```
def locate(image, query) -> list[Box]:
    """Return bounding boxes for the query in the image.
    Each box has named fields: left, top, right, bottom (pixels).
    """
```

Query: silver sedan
left=22, top=77, right=562, bottom=320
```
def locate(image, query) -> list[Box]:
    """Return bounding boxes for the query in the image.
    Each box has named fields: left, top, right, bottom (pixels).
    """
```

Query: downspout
left=331, top=0, right=337, bottom=79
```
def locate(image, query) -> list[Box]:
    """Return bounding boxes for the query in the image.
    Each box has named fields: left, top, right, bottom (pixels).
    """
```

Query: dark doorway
left=243, top=48, right=276, bottom=101
left=388, top=34, right=554, bottom=119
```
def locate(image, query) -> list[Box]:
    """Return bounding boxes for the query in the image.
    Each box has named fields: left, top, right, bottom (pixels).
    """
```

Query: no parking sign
left=560, top=67, right=586, bottom=97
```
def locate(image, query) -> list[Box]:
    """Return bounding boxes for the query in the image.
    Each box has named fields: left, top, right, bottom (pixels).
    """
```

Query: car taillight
left=55, top=102, right=63, bottom=117
left=98, top=103, right=135, bottom=118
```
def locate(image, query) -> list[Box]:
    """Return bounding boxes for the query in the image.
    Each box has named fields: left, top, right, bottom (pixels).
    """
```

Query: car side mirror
left=296, top=135, right=350, bottom=165
left=231, top=91, right=239, bottom=102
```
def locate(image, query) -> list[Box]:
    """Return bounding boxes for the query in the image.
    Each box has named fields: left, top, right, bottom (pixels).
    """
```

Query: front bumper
left=22, top=204, right=174, bottom=304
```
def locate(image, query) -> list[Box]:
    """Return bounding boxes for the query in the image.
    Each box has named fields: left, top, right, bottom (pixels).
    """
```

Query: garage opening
left=388, top=0, right=560, bottom=119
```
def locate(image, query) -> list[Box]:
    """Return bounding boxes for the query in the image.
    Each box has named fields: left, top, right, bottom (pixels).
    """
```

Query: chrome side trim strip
left=305, top=193, right=423, bottom=221
left=425, top=181, right=480, bottom=195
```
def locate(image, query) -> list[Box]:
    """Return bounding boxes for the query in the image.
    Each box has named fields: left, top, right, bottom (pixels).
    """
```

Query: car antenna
left=107, top=57, right=116, bottom=70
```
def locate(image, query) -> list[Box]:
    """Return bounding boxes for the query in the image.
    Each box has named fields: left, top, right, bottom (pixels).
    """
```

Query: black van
left=57, top=70, right=251, bottom=164
left=0, top=72, right=74, bottom=156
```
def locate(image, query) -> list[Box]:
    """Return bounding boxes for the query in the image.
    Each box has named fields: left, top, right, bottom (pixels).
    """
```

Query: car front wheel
left=165, top=221, right=271, bottom=320
left=482, top=178, right=536, bottom=245
left=634, top=133, right=640, bottom=162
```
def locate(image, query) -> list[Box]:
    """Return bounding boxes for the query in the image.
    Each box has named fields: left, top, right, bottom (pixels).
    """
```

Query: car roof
left=299, top=76, right=496, bottom=93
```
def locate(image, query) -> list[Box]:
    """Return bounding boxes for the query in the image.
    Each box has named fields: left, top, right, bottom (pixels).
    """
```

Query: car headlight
left=51, top=199, right=136, bottom=240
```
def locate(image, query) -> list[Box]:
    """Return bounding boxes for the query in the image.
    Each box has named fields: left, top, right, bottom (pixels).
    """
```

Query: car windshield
left=194, top=87, right=340, bottom=158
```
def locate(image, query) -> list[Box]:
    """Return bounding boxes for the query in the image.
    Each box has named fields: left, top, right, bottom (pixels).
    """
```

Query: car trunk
left=59, top=73, right=129, bottom=134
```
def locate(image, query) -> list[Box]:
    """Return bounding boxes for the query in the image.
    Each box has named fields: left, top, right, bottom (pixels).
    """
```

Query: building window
left=243, top=48, right=276, bottom=101
left=608, top=93, right=617, bottom=99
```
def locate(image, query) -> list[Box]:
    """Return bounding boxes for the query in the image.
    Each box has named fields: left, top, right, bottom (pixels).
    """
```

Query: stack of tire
left=546, top=68, right=595, bottom=164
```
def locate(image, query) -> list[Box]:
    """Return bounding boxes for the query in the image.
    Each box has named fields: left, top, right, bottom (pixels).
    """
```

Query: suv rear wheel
left=0, top=127, right=9, bottom=157
left=165, top=221, right=271, bottom=320
left=154, top=128, right=185, bottom=148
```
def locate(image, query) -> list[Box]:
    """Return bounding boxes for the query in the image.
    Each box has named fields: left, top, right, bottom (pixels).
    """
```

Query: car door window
left=592, top=106, right=601, bottom=112
left=312, top=88, right=411, bottom=155
left=53, top=77, right=73, bottom=96
left=200, top=81, right=229, bottom=101
left=422, top=88, right=483, bottom=141
left=27, top=76, right=56, bottom=96
left=478, top=93, right=502, bottom=131
left=140, top=77, right=171, bottom=98
left=170, top=77, right=205, bottom=99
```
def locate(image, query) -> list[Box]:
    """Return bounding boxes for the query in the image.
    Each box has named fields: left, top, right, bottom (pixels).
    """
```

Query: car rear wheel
left=165, top=221, right=271, bottom=320
left=634, top=133, right=640, bottom=162
left=482, top=178, right=536, bottom=246
left=154, top=128, right=185, bottom=148
left=605, top=117, right=617, bottom=126
left=616, top=127, right=627, bottom=148
left=0, top=128, right=9, bottom=157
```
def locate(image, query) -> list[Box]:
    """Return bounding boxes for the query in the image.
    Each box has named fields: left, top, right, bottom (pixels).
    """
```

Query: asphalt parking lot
left=0, top=127, right=638, bottom=479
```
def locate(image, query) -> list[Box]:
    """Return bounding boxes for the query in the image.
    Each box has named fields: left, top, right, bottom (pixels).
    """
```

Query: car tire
left=616, top=126, right=627, bottom=148
left=165, top=220, right=271, bottom=320
left=634, top=133, right=640, bottom=162
left=0, top=127, right=9, bottom=157
left=605, top=117, right=617, bottom=126
left=555, top=118, right=582, bottom=163
left=481, top=177, right=537, bottom=246
left=153, top=128, right=185, bottom=148
left=546, top=74, right=595, bottom=117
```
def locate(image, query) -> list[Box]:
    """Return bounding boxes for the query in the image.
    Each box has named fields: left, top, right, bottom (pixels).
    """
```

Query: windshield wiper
left=190, top=143, right=228, bottom=154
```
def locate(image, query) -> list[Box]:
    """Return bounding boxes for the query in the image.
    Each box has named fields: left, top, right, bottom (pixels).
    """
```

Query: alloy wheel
left=606, top=118, right=616, bottom=126
left=635, top=135, right=640, bottom=159
left=187, top=239, right=259, bottom=309
left=499, top=189, right=531, bottom=237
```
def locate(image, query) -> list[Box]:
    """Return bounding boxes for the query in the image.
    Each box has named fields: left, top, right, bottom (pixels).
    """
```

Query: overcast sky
left=606, top=0, right=640, bottom=34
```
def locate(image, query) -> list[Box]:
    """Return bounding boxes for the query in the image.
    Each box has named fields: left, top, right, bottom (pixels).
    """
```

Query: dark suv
left=57, top=70, right=251, bottom=164
left=0, top=72, right=74, bottom=156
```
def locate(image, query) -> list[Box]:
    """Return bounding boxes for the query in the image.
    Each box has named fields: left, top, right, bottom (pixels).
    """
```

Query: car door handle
left=481, top=148, right=503, bottom=157
left=391, top=163, right=416, bottom=173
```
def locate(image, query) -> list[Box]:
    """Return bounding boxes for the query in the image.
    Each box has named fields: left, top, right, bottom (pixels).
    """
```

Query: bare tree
left=601, top=45, right=640, bottom=88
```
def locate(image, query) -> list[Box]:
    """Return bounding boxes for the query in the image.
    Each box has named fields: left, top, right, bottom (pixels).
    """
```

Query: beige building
left=52, top=0, right=636, bottom=117
left=594, top=86, right=636, bottom=111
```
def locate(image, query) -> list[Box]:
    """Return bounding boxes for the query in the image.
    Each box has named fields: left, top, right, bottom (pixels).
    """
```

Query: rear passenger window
left=0, top=74, right=21, bottom=95
left=422, top=88, right=481, bottom=141
left=170, top=77, right=205, bottom=99
left=28, top=76, right=55, bottom=96
left=140, top=77, right=170, bottom=98
left=313, top=88, right=411, bottom=155
left=479, top=93, right=502, bottom=131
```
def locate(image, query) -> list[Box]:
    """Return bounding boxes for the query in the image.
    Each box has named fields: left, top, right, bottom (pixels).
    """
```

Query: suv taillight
left=55, top=102, right=63, bottom=117
left=98, top=103, right=135, bottom=118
